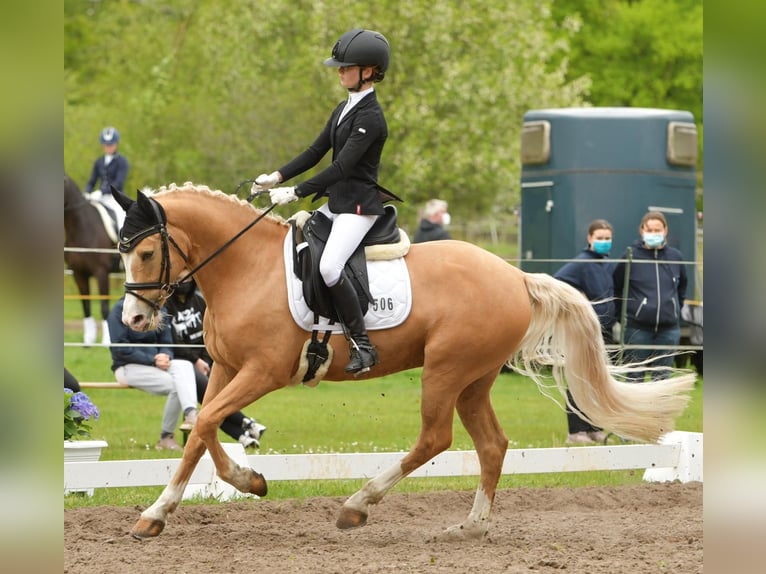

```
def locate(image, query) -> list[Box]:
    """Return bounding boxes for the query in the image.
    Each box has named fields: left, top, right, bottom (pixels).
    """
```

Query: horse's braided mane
left=145, top=181, right=289, bottom=226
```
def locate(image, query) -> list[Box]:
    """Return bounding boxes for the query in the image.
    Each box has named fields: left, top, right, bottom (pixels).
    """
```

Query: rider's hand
left=269, top=186, right=299, bottom=205
left=251, top=171, right=281, bottom=193
left=87, top=190, right=103, bottom=201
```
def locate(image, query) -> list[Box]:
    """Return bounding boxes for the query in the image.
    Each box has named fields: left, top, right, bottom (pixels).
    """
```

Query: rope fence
left=64, top=247, right=703, bottom=355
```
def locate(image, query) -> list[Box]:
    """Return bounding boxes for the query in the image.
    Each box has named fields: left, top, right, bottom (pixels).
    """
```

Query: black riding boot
left=328, top=273, right=379, bottom=375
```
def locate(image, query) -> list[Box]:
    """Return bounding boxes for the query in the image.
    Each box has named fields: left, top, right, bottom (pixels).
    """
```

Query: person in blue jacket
left=85, top=126, right=130, bottom=230
left=554, top=219, right=615, bottom=444
left=107, top=295, right=198, bottom=450
left=613, top=211, right=687, bottom=381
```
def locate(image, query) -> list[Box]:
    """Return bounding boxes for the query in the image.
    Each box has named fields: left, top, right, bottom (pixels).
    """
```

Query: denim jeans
left=622, top=325, right=681, bottom=381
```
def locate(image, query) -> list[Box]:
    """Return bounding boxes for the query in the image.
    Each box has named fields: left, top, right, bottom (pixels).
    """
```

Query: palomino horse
left=114, top=183, right=695, bottom=541
left=64, top=174, right=118, bottom=345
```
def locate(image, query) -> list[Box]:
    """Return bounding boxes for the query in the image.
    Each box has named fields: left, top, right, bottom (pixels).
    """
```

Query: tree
left=553, top=0, right=703, bottom=183
left=65, top=0, right=588, bottom=225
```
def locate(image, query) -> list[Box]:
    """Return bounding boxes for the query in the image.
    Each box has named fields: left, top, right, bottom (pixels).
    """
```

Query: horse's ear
left=112, top=186, right=135, bottom=213
left=135, top=188, right=166, bottom=223
left=136, top=189, right=153, bottom=213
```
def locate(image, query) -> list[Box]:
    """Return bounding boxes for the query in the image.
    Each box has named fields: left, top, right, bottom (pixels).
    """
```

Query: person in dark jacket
left=613, top=211, right=687, bottom=381
left=107, top=296, right=198, bottom=451
left=554, top=219, right=615, bottom=444
left=85, top=126, right=130, bottom=230
left=165, top=279, right=267, bottom=449
left=253, top=28, right=395, bottom=376
left=414, top=199, right=452, bottom=243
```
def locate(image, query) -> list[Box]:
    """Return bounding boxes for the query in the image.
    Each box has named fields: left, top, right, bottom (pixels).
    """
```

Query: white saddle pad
left=282, top=231, right=412, bottom=332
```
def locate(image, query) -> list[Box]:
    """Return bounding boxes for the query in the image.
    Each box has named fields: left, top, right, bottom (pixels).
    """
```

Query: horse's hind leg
left=72, top=270, right=96, bottom=345
left=436, top=369, right=508, bottom=541
left=337, top=374, right=460, bottom=530
left=95, top=268, right=111, bottom=344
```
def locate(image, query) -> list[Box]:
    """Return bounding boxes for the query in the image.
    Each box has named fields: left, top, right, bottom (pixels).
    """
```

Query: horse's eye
left=140, top=251, right=154, bottom=262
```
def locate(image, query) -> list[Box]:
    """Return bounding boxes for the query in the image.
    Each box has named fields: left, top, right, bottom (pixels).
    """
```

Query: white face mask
left=441, top=212, right=451, bottom=226
left=642, top=232, right=665, bottom=248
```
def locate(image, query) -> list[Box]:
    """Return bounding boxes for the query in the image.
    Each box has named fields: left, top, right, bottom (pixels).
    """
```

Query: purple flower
left=69, top=392, right=100, bottom=421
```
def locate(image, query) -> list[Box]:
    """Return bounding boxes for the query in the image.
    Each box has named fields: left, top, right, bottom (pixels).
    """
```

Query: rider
left=85, top=126, right=130, bottom=231
left=254, top=28, right=392, bottom=376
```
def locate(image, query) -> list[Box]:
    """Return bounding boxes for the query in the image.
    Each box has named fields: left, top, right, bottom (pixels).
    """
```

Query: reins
left=175, top=202, right=277, bottom=285
left=121, top=181, right=274, bottom=310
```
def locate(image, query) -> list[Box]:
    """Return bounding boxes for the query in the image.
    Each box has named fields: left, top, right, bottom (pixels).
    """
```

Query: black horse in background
left=64, top=174, right=118, bottom=345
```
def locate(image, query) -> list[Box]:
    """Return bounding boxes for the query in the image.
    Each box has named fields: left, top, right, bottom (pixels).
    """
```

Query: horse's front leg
left=193, top=368, right=274, bottom=495
left=130, top=368, right=270, bottom=539
left=130, top=432, right=207, bottom=539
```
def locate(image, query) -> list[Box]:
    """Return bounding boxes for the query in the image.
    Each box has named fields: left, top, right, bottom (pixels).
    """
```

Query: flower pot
left=64, top=440, right=108, bottom=496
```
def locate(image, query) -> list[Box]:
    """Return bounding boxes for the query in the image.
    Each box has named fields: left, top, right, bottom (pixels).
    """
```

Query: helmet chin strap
left=348, top=67, right=368, bottom=92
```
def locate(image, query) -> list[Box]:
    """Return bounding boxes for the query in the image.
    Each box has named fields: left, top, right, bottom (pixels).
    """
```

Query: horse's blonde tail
left=508, top=273, right=696, bottom=443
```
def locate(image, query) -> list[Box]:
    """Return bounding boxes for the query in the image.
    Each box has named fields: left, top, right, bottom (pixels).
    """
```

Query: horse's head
left=114, top=188, right=189, bottom=331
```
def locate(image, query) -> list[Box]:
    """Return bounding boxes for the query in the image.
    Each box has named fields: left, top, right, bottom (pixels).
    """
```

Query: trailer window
left=521, top=121, right=550, bottom=165
left=667, top=121, right=697, bottom=166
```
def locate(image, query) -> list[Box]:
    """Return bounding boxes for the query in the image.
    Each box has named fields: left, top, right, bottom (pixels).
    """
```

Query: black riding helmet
left=324, top=28, right=390, bottom=91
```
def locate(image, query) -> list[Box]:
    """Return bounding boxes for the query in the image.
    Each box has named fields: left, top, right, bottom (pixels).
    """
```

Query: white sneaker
left=566, top=432, right=596, bottom=445
left=238, top=434, right=258, bottom=449
left=588, top=431, right=608, bottom=443
left=242, top=418, right=267, bottom=442
left=156, top=435, right=182, bottom=451
left=179, top=408, right=198, bottom=431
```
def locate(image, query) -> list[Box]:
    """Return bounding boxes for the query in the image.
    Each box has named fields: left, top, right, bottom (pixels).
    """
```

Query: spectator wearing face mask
left=414, top=199, right=452, bottom=243
left=613, top=211, right=687, bottom=381
left=554, top=219, right=615, bottom=444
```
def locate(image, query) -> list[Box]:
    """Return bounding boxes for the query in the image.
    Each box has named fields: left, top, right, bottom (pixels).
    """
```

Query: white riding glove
left=251, top=171, right=281, bottom=193
left=87, top=190, right=103, bottom=201
left=269, top=186, right=299, bottom=205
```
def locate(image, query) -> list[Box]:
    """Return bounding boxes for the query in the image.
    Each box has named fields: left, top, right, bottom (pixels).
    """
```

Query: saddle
left=291, top=205, right=401, bottom=323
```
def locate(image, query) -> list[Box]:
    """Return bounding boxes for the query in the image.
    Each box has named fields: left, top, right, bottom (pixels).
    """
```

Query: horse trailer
left=518, top=107, right=699, bottom=299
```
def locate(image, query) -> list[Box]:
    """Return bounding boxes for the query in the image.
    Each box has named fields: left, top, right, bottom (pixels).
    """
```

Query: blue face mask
left=642, top=232, right=665, bottom=248
left=592, top=240, right=611, bottom=255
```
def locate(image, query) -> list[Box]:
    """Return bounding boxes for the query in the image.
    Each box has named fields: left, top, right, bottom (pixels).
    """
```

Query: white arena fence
left=64, top=431, right=702, bottom=499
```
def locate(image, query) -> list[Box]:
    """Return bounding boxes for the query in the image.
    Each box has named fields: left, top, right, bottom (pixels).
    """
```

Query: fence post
left=617, top=246, right=632, bottom=364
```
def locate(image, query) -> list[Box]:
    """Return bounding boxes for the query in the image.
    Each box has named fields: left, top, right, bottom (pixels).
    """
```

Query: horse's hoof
left=249, top=471, right=268, bottom=497
left=432, top=523, right=487, bottom=542
left=336, top=506, right=368, bottom=530
left=130, top=518, right=165, bottom=540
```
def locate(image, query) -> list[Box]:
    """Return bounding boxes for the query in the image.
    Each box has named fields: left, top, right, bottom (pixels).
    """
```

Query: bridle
left=119, top=183, right=276, bottom=311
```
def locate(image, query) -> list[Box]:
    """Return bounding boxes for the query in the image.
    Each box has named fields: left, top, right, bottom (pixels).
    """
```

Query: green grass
left=64, top=273, right=703, bottom=508
left=64, top=364, right=703, bottom=508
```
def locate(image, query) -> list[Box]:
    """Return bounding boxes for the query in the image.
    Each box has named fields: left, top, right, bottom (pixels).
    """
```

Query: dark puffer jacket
left=554, top=248, right=616, bottom=335
left=613, top=240, right=687, bottom=330
left=413, top=218, right=451, bottom=243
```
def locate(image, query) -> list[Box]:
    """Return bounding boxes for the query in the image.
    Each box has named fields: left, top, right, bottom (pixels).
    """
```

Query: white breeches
left=317, top=203, right=379, bottom=287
